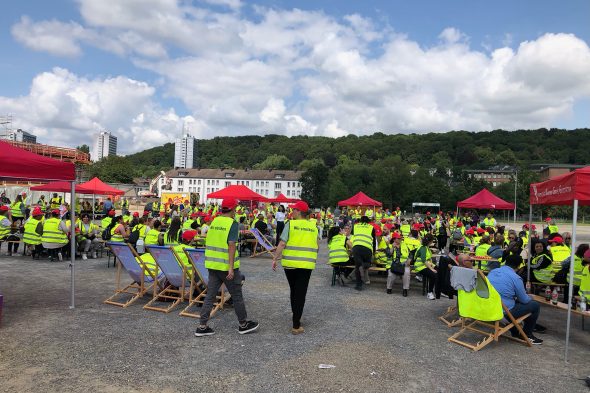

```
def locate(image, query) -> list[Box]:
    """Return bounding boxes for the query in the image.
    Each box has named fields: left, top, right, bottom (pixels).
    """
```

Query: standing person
left=351, top=215, right=375, bottom=291
left=49, top=193, right=62, bottom=211
left=0, top=205, right=20, bottom=256
left=272, top=201, right=318, bottom=334
left=103, top=198, right=113, bottom=216
left=195, top=198, right=258, bottom=337
left=275, top=205, right=286, bottom=246
left=10, top=194, right=25, bottom=226
left=386, top=232, right=410, bottom=297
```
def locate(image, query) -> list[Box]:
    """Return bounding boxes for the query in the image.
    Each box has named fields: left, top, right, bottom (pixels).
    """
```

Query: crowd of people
left=1, top=190, right=589, bottom=343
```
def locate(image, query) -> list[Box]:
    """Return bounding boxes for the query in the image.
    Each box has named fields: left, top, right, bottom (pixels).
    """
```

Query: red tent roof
left=338, top=191, right=382, bottom=207
left=457, top=188, right=515, bottom=210
left=207, top=185, right=267, bottom=201
left=30, top=181, right=92, bottom=194
left=530, top=166, right=590, bottom=206
left=269, top=193, right=298, bottom=203
left=0, top=140, right=75, bottom=182
left=77, top=177, right=125, bottom=196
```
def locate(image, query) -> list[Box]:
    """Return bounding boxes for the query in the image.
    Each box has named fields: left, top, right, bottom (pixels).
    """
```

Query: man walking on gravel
left=195, top=198, right=258, bottom=337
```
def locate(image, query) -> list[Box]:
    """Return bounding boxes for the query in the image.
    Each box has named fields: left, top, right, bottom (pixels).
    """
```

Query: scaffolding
left=3, top=140, right=91, bottom=164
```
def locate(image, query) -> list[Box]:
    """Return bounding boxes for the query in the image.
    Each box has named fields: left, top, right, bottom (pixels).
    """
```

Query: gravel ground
left=1, top=241, right=589, bottom=393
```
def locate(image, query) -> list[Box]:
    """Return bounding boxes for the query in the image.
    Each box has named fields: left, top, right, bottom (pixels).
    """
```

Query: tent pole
left=564, top=199, right=578, bottom=363
left=70, top=181, right=76, bottom=309
left=92, top=194, right=95, bottom=221
left=526, top=203, right=533, bottom=282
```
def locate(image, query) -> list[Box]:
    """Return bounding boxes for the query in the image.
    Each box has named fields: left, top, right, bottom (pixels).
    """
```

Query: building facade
left=462, top=167, right=515, bottom=187
left=158, top=168, right=303, bottom=204
left=0, top=129, right=37, bottom=144
left=92, top=131, right=117, bottom=162
left=174, top=134, right=197, bottom=169
left=531, top=164, right=588, bottom=181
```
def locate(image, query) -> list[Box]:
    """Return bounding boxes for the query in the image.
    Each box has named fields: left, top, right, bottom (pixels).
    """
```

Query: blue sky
left=1, top=0, right=589, bottom=152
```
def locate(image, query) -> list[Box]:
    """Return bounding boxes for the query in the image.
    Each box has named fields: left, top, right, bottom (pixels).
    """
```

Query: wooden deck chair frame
left=248, top=228, right=276, bottom=258
left=447, top=270, right=533, bottom=351
left=143, top=246, right=192, bottom=313
left=103, top=242, right=161, bottom=308
left=179, top=248, right=231, bottom=318
left=439, top=303, right=461, bottom=327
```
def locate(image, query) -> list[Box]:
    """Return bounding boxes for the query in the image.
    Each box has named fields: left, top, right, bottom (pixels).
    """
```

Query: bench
left=530, top=294, right=588, bottom=329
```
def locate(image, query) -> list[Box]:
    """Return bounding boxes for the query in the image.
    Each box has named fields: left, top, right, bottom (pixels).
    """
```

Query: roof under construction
left=3, top=140, right=91, bottom=164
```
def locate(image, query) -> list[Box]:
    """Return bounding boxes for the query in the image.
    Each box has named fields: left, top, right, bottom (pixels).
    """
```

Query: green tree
left=88, top=156, right=136, bottom=183
left=300, top=162, right=329, bottom=207
left=253, top=154, right=292, bottom=170
left=76, top=144, right=90, bottom=154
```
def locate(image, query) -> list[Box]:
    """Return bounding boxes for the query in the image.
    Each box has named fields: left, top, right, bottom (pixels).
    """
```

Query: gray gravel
left=0, top=243, right=589, bottom=393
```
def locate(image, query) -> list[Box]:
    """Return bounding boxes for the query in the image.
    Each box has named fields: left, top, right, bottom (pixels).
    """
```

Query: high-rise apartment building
left=174, top=133, right=197, bottom=169
left=92, top=131, right=117, bottom=162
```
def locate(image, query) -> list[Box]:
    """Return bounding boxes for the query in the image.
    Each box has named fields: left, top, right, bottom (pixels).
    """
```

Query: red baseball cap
left=190, top=213, right=197, bottom=218
left=32, top=207, right=43, bottom=216
left=204, top=214, right=212, bottom=222
left=52, top=209, right=60, bottom=214
left=133, top=212, right=139, bottom=217
left=465, top=229, right=474, bottom=235
left=143, top=211, right=149, bottom=216
left=412, top=223, right=421, bottom=231
left=0, top=205, right=10, bottom=212
left=457, top=222, right=463, bottom=227
left=108, top=210, right=116, bottom=216
left=551, top=236, right=563, bottom=244
left=476, top=227, right=486, bottom=234
left=545, top=217, right=552, bottom=222
left=374, top=227, right=383, bottom=237
left=290, top=201, right=309, bottom=212
left=221, top=198, right=238, bottom=210
left=182, top=230, right=197, bottom=242
left=391, top=232, right=402, bottom=239
left=381, top=218, right=387, bottom=223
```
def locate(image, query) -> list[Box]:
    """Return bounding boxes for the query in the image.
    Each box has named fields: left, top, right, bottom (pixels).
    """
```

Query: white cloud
left=7, top=3, right=590, bottom=151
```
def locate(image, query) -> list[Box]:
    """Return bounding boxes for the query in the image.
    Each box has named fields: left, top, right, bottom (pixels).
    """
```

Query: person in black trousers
left=275, top=205, right=286, bottom=246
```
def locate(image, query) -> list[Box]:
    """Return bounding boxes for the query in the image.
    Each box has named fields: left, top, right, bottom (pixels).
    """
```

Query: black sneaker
left=238, top=320, right=259, bottom=335
left=195, top=326, right=215, bottom=337
left=533, top=323, right=547, bottom=333
left=386, top=289, right=392, bottom=294
left=403, top=289, right=408, bottom=297
left=528, top=335, right=543, bottom=345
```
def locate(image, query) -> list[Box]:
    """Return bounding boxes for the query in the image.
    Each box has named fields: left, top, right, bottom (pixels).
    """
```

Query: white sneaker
left=416, top=275, right=423, bottom=282
left=92, top=252, right=97, bottom=259
left=365, top=280, right=370, bottom=285
left=12, top=253, right=22, bottom=257
left=82, top=253, right=88, bottom=260
left=58, top=252, right=63, bottom=261
left=427, top=292, right=435, bottom=300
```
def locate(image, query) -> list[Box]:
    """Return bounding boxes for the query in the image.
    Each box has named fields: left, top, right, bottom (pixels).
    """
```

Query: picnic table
left=530, top=294, right=590, bottom=322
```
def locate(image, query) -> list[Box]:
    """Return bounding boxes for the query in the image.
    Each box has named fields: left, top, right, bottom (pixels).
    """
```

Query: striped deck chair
left=104, top=242, right=164, bottom=308
left=144, top=245, right=192, bottom=313
left=179, top=248, right=230, bottom=318
left=249, top=228, right=276, bottom=258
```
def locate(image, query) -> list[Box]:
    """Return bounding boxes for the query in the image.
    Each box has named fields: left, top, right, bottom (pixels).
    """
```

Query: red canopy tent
left=207, top=185, right=267, bottom=201
left=269, top=193, right=298, bottom=203
left=0, top=140, right=78, bottom=308
left=528, top=166, right=590, bottom=362
left=456, top=188, right=515, bottom=210
left=77, top=177, right=125, bottom=195
left=0, top=140, right=75, bottom=181
left=30, top=181, right=91, bottom=194
left=338, top=191, right=382, bottom=207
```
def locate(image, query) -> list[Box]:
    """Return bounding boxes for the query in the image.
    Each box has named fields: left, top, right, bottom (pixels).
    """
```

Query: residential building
left=0, top=128, right=37, bottom=144
left=462, top=166, right=515, bottom=187
left=174, top=133, right=197, bottom=169
left=92, top=131, right=117, bottom=162
left=157, top=168, right=303, bottom=203
left=531, top=164, right=588, bottom=181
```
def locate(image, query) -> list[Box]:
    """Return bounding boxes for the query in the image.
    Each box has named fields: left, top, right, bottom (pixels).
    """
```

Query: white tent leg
left=564, top=199, right=578, bottom=363
left=70, top=181, right=76, bottom=309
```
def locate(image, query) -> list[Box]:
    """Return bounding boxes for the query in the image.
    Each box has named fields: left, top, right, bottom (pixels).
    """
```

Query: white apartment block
left=159, top=168, right=303, bottom=204
left=0, top=128, right=37, bottom=143
left=174, top=133, right=197, bottom=169
left=92, top=131, right=117, bottom=162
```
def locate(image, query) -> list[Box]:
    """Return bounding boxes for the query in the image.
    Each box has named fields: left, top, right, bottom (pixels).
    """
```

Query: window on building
left=216, top=180, right=219, bottom=185
left=246, top=181, right=249, bottom=186
left=207, top=179, right=210, bottom=185
left=178, top=188, right=183, bottom=192
left=225, top=181, right=231, bottom=187
left=225, top=172, right=235, bottom=178
left=178, top=180, right=184, bottom=186
left=266, top=181, right=269, bottom=187
left=275, top=183, right=281, bottom=190
left=198, top=179, right=201, bottom=185
left=287, top=190, right=291, bottom=196
left=274, top=174, right=285, bottom=179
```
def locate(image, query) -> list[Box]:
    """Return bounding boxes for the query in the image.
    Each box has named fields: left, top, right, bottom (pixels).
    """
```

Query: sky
left=0, top=0, right=589, bottom=154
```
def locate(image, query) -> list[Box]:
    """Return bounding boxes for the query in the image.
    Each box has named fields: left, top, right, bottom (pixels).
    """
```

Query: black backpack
left=101, top=228, right=112, bottom=241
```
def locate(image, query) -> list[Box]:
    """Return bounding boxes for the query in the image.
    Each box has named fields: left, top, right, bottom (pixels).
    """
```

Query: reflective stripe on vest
left=413, top=245, right=432, bottom=273
left=550, top=245, right=570, bottom=273
left=532, top=254, right=554, bottom=283
left=579, top=266, right=590, bottom=302
left=111, top=225, right=125, bottom=242
left=328, top=234, right=349, bottom=264
left=42, top=218, right=68, bottom=244
left=282, top=219, right=318, bottom=269
left=144, top=229, right=160, bottom=245
left=0, top=219, right=10, bottom=238
left=205, top=216, right=239, bottom=271
left=475, top=243, right=492, bottom=269
left=23, top=218, right=41, bottom=245
left=10, top=201, right=24, bottom=218
left=352, top=223, right=373, bottom=251
left=568, top=256, right=584, bottom=286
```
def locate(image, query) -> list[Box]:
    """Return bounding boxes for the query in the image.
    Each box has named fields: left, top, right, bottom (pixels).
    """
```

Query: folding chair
left=179, top=248, right=231, bottom=318
left=103, top=242, right=164, bottom=308
left=249, top=228, right=276, bottom=258
left=447, top=269, right=532, bottom=351
left=143, top=245, right=192, bottom=313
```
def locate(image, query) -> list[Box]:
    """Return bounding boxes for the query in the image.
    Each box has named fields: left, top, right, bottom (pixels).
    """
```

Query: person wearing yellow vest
left=566, top=244, right=589, bottom=290
left=144, top=219, right=163, bottom=246
left=49, top=193, right=62, bottom=211
left=1, top=205, right=20, bottom=257
left=77, top=214, right=101, bottom=260
left=530, top=241, right=554, bottom=284
left=195, top=198, right=258, bottom=337
left=122, top=210, right=132, bottom=225
left=412, top=234, right=438, bottom=299
left=350, top=215, right=375, bottom=291
left=327, top=226, right=353, bottom=285
left=577, top=249, right=590, bottom=302
left=475, top=235, right=492, bottom=270
left=483, top=212, right=496, bottom=229
left=386, top=232, right=410, bottom=297
left=545, top=218, right=559, bottom=234
left=23, top=206, right=44, bottom=259
left=37, top=195, right=48, bottom=211
left=400, top=219, right=411, bottom=237
left=488, top=254, right=544, bottom=344
left=549, top=236, right=570, bottom=275
left=108, top=216, right=127, bottom=243
left=42, top=209, right=69, bottom=262
left=101, top=209, right=115, bottom=231
left=9, top=194, right=25, bottom=226
left=164, top=217, right=182, bottom=245
left=272, top=200, right=318, bottom=335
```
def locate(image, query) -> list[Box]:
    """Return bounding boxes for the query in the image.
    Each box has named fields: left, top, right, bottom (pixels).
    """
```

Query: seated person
left=529, top=240, right=553, bottom=284
left=488, top=254, right=544, bottom=344
left=577, top=249, right=590, bottom=304
left=386, top=232, right=410, bottom=297
left=77, top=214, right=101, bottom=259
left=412, top=234, right=438, bottom=300
left=327, top=226, right=353, bottom=281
